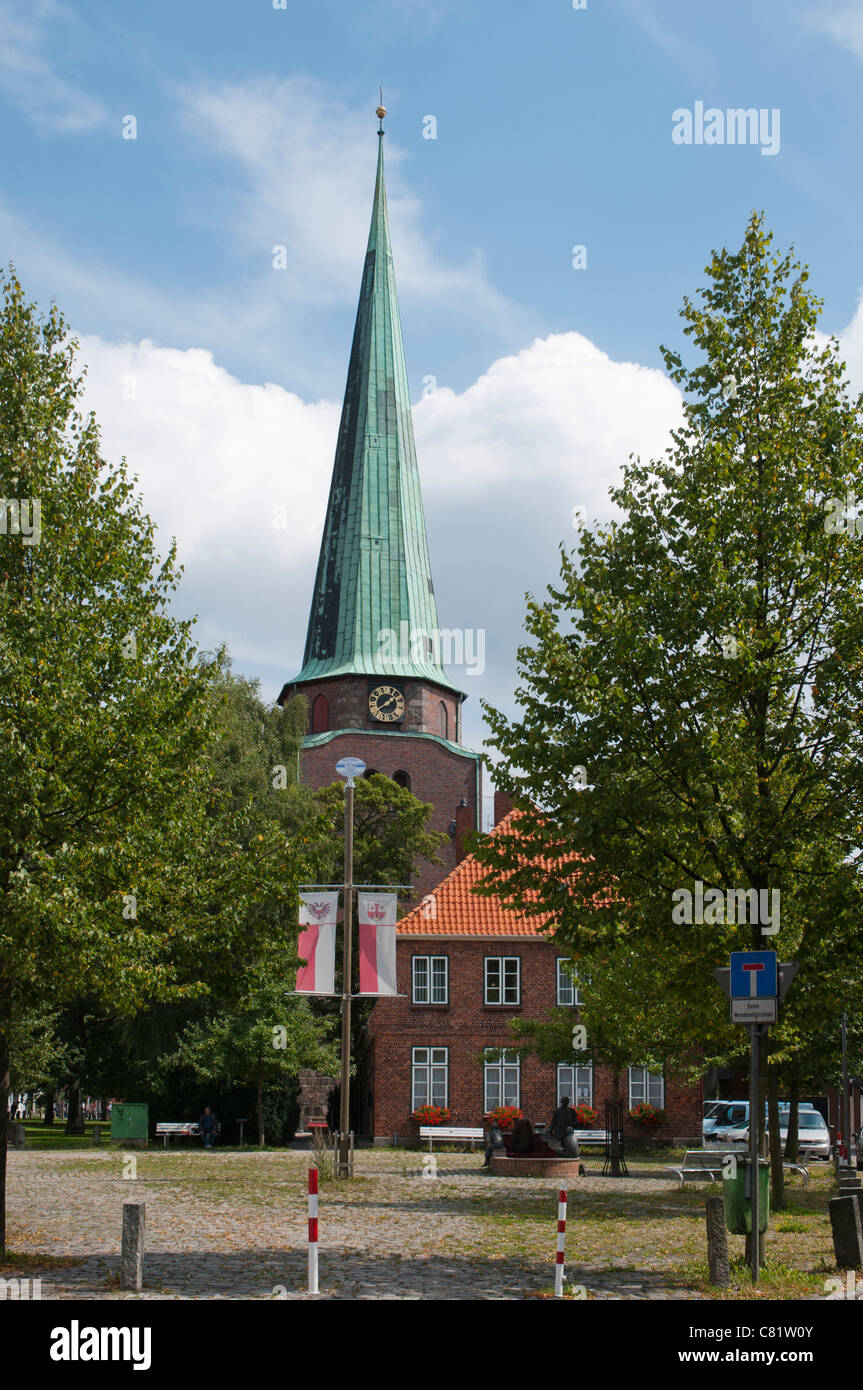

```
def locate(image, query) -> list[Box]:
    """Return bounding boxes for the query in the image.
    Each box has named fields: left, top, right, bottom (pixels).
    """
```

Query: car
left=713, top=1111, right=831, bottom=1160
left=703, top=1101, right=748, bottom=1141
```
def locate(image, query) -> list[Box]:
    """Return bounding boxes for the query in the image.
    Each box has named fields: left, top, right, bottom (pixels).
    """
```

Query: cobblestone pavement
left=7, top=1148, right=709, bottom=1301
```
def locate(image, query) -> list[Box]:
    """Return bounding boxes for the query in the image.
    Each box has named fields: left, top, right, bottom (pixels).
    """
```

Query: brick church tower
left=278, top=109, right=481, bottom=902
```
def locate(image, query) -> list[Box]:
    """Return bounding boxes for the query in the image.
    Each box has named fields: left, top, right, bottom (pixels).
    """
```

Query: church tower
left=278, top=105, right=481, bottom=900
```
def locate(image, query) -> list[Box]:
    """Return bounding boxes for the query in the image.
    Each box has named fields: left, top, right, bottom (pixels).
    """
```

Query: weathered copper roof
left=292, top=128, right=461, bottom=694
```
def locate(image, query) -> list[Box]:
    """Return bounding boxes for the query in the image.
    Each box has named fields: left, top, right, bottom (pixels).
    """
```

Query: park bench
left=419, top=1125, right=484, bottom=1152
left=667, top=1149, right=809, bottom=1189
left=156, top=1122, right=201, bottom=1148
left=570, top=1129, right=611, bottom=1149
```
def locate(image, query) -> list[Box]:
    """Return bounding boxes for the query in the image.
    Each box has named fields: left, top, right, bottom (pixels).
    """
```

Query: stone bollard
left=828, top=1195, right=863, bottom=1270
left=10, top=1123, right=26, bottom=1149
left=92, top=1126, right=102, bottom=1146
left=706, top=1195, right=730, bottom=1287
left=121, top=1202, right=145, bottom=1291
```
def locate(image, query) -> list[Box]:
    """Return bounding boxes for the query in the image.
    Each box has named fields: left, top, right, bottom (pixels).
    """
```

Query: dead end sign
left=730, top=950, right=778, bottom=999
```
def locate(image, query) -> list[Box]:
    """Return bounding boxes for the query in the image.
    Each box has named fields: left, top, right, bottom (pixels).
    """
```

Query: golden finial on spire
left=376, top=85, right=386, bottom=130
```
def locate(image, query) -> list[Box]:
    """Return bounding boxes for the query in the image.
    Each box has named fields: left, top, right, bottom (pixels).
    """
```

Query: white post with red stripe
left=554, top=1187, right=567, bottom=1297
left=308, top=1167, right=319, bottom=1294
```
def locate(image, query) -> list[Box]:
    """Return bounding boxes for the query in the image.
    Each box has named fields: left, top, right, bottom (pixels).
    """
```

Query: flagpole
left=338, top=776, right=354, bottom=1179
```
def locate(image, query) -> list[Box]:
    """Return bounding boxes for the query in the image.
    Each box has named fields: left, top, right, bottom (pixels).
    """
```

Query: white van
left=703, top=1099, right=816, bottom=1143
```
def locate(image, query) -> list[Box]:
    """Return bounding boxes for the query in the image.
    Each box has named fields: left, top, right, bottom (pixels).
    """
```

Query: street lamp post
left=338, top=776, right=354, bottom=1179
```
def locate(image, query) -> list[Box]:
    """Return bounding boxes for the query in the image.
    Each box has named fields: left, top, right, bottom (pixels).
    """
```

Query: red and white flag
left=296, top=892, right=338, bottom=994
left=358, top=892, right=398, bottom=995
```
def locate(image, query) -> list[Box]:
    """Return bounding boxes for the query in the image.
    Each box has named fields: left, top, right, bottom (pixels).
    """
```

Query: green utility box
left=723, top=1157, right=769, bottom=1234
left=110, top=1103, right=150, bottom=1145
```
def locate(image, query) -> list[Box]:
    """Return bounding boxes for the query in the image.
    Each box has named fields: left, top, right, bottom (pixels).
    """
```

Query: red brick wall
left=286, top=675, right=462, bottom=742
left=300, top=732, right=481, bottom=903
left=365, top=937, right=702, bottom=1141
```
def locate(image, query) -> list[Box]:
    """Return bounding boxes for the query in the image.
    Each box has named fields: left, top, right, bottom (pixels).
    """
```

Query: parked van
left=703, top=1099, right=815, bottom=1142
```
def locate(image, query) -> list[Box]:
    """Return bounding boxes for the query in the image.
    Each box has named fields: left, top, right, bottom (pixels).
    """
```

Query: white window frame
left=484, top=956, right=521, bottom=1006
left=557, top=1062, right=593, bottom=1106
left=628, top=1066, right=664, bottom=1109
left=412, top=955, right=449, bottom=1005
left=556, top=958, right=581, bottom=1006
left=483, top=1048, right=521, bottom=1111
left=411, top=1047, right=449, bottom=1111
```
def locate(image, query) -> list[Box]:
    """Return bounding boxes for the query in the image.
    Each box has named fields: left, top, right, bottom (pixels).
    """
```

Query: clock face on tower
left=368, top=684, right=405, bottom=723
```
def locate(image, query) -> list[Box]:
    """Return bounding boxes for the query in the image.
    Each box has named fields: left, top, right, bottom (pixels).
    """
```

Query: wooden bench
left=156, top=1122, right=201, bottom=1148
left=667, top=1149, right=809, bottom=1189
left=419, top=1125, right=485, bottom=1152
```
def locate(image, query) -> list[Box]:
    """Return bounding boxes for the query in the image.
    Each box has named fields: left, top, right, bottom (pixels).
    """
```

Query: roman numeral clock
left=368, top=682, right=405, bottom=724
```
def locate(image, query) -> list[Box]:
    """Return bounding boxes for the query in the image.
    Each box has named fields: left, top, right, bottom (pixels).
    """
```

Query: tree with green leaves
left=474, top=214, right=863, bottom=1203
left=0, top=270, right=311, bottom=1252
left=315, top=773, right=447, bottom=895
left=165, top=987, right=339, bottom=1147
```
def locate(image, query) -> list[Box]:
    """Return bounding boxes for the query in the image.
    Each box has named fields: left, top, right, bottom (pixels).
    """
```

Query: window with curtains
left=484, top=956, right=520, bottom=1005
left=411, top=1047, right=448, bottom=1110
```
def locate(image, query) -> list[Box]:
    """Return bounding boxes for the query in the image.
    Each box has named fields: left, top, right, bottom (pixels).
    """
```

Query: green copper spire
left=293, top=114, right=461, bottom=694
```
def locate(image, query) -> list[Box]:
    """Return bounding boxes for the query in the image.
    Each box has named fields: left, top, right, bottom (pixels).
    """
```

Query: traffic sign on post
left=730, top=951, right=778, bottom=999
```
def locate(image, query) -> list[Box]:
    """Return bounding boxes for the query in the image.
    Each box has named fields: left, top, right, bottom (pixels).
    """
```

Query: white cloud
left=179, top=76, right=516, bottom=328
left=76, top=329, right=684, bottom=709
left=415, top=332, right=682, bottom=508
left=811, top=5, right=863, bottom=61
left=78, top=335, right=340, bottom=674
left=0, top=0, right=107, bottom=132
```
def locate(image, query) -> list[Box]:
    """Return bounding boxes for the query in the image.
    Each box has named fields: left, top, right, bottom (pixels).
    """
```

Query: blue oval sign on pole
left=335, top=756, right=366, bottom=783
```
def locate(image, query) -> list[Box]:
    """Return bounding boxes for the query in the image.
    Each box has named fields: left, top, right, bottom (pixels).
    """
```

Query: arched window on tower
left=438, top=701, right=448, bottom=740
left=311, top=694, right=329, bottom=734
left=392, top=770, right=411, bottom=791
left=363, top=768, right=380, bottom=779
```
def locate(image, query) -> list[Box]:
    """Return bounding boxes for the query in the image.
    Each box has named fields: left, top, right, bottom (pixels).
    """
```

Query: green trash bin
left=723, top=1156, right=769, bottom=1234
left=110, top=1103, right=150, bottom=1144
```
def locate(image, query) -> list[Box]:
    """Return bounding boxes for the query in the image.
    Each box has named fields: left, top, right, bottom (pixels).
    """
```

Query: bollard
left=828, top=1195, right=863, bottom=1270
left=92, top=1126, right=102, bottom=1146
left=308, top=1168, right=319, bottom=1294
left=120, top=1202, right=145, bottom=1291
left=706, top=1195, right=730, bottom=1287
left=554, top=1188, right=568, bottom=1297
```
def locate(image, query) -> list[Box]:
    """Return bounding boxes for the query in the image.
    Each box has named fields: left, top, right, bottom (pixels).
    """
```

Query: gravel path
left=7, top=1147, right=709, bottom=1301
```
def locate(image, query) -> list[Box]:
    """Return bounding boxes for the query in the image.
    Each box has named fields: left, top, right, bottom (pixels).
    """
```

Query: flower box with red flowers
left=628, top=1102, right=665, bottom=1129
left=411, top=1105, right=451, bottom=1126
left=485, top=1106, right=523, bottom=1132
left=573, top=1103, right=598, bottom=1127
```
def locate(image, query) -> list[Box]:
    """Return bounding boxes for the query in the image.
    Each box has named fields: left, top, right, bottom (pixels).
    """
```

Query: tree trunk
left=65, top=1080, right=85, bottom=1135
left=0, top=979, right=11, bottom=1257
left=42, top=1090, right=55, bottom=1126
left=257, top=1079, right=265, bottom=1148
left=768, top=1067, right=784, bottom=1210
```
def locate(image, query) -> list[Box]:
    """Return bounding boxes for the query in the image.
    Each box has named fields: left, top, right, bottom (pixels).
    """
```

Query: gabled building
left=278, top=110, right=480, bottom=902
left=361, top=798, right=704, bottom=1144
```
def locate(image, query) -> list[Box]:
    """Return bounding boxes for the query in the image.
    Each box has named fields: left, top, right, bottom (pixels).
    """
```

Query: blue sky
left=3, top=0, right=863, bottom=815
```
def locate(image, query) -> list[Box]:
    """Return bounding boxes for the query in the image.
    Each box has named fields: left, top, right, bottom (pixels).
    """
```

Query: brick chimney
left=493, top=788, right=514, bottom=826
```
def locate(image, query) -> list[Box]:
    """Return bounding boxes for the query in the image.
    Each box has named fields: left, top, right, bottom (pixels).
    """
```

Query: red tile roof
left=398, top=809, right=568, bottom=937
